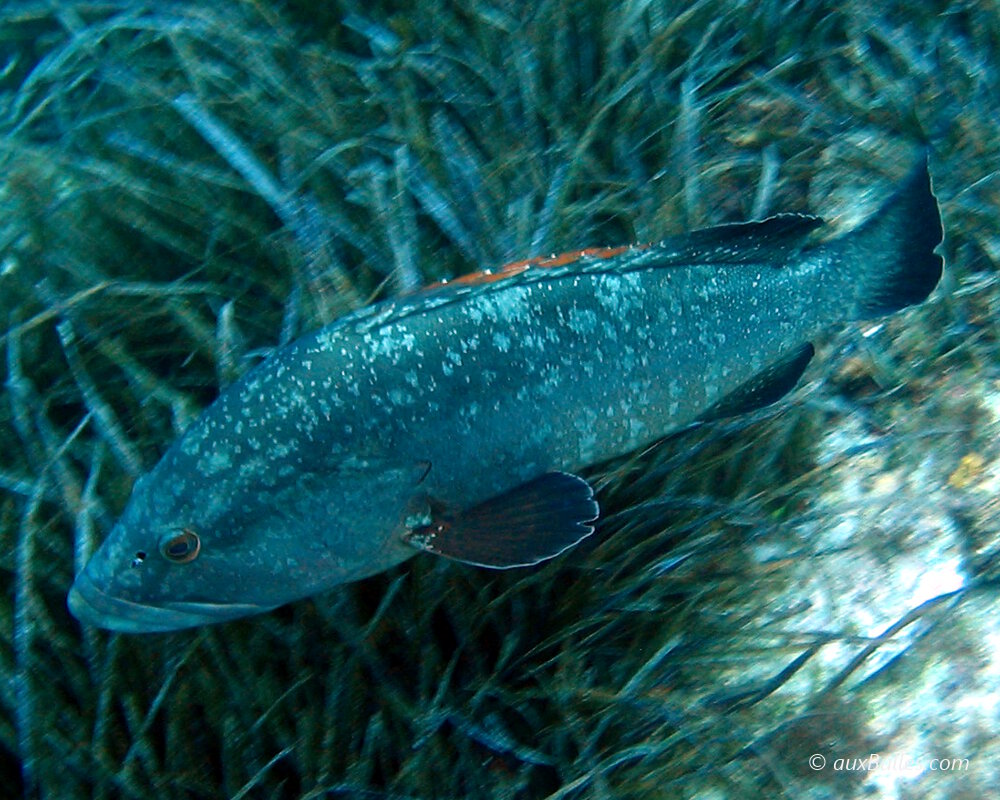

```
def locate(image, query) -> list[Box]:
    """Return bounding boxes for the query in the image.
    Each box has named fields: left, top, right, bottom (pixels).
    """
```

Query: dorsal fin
left=422, top=214, right=823, bottom=295
left=653, top=214, right=823, bottom=265
left=357, top=213, right=825, bottom=333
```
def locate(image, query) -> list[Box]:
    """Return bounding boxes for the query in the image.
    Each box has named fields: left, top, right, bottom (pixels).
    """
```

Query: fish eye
left=159, top=529, right=201, bottom=564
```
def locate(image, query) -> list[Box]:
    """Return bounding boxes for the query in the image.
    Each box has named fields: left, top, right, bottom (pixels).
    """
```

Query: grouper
left=68, top=157, right=943, bottom=633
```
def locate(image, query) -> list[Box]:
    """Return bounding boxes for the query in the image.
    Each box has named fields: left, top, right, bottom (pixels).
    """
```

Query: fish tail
left=836, top=154, right=944, bottom=319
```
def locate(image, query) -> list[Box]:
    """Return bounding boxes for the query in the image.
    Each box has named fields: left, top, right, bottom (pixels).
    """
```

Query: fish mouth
left=67, top=569, right=275, bottom=634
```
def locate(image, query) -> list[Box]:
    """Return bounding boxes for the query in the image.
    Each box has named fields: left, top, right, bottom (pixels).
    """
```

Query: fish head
left=68, top=455, right=423, bottom=634
left=67, top=467, right=284, bottom=633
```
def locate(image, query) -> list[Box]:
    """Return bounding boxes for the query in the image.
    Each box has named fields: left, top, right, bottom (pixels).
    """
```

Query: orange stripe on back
left=424, top=243, right=650, bottom=292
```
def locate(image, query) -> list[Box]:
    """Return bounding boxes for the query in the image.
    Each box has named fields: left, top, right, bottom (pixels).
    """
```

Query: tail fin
left=834, top=154, right=943, bottom=319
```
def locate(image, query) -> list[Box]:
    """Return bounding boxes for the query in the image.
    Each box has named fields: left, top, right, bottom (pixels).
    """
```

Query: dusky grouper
left=68, top=156, right=943, bottom=632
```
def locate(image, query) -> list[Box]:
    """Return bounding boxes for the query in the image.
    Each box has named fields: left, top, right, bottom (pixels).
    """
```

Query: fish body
left=68, top=158, right=943, bottom=632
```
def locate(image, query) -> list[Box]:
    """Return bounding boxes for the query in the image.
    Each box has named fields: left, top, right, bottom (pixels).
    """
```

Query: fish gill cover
left=1, top=1, right=999, bottom=799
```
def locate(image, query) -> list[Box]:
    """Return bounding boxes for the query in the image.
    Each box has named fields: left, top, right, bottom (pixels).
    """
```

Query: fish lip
left=67, top=569, right=274, bottom=634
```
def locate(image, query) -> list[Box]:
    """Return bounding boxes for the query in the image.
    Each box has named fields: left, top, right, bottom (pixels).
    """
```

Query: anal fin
left=404, top=472, right=599, bottom=568
left=701, top=343, right=814, bottom=422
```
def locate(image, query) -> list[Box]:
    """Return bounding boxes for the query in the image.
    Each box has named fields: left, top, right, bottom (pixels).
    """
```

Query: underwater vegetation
left=2, top=0, right=999, bottom=797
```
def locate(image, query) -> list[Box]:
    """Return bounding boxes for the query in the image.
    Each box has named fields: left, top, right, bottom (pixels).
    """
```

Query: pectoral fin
left=403, top=472, right=599, bottom=568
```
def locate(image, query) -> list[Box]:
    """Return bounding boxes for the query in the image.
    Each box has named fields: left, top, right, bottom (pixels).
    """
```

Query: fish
left=67, top=156, right=943, bottom=633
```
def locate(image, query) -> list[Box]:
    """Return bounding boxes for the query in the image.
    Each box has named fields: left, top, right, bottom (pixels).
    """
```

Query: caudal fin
left=835, top=154, right=943, bottom=319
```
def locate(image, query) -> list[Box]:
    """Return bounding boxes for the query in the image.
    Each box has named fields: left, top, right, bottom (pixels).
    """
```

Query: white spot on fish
left=197, top=449, right=232, bottom=476
left=388, top=388, right=412, bottom=406
left=567, top=306, right=597, bottom=335
left=460, top=335, right=480, bottom=352
left=594, top=272, right=643, bottom=315
left=364, top=326, right=417, bottom=362
left=466, top=285, right=533, bottom=325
